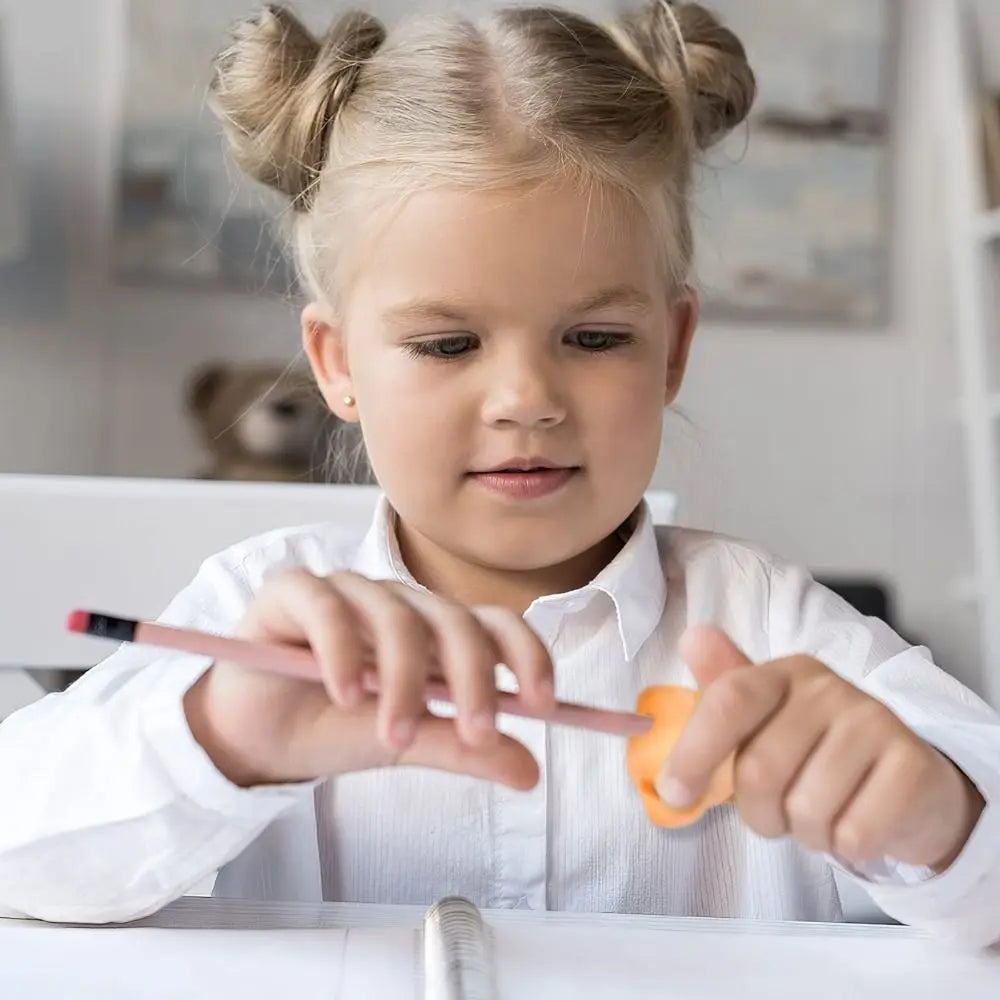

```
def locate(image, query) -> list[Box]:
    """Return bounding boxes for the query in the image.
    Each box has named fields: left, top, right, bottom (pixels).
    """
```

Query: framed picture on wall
left=692, top=0, right=899, bottom=327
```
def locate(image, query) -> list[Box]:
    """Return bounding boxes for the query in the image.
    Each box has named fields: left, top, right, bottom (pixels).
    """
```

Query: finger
left=246, top=569, right=365, bottom=707
left=303, top=703, right=539, bottom=790
left=829, top=741, right=931, bottom=866
left=399, top=715, right=540, bottom=790
left=783, top=722, right=879, bottom=856
left=679, top=625, right=754, bottom=689
left=658, top=666, right=786, bottom=810
left=470, top=605, right=555, bottom=711
left=731, top=701, right=827, bottom=839
left=393, top=586, right=502, bottom=747
left=329, top=573, right=433, bottom=752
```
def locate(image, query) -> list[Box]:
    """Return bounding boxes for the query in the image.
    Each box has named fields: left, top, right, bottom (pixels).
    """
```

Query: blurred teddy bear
left=185, top=361, right=371, bottom=484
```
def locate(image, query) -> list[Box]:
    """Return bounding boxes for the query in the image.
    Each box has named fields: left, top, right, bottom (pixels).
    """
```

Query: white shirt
left=1, top=498, right=999, bottom=945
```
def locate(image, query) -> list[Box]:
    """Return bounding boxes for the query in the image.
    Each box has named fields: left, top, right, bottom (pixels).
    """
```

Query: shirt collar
left=351, top=494, right=667, bottom=661
left=351, top=494, right=424, bottom=587
left=590, top=501, right=667, bottom=661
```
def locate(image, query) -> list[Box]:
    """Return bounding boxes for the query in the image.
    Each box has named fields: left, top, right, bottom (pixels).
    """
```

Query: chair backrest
left=0, top=475, right=676, bottom=669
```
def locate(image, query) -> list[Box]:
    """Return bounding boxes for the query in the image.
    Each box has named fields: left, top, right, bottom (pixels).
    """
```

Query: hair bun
left=612, top=2, right=755, bottom=151
left=210, top=5, right=386, bottom=210
left=673, top=3, right=756, bottom=149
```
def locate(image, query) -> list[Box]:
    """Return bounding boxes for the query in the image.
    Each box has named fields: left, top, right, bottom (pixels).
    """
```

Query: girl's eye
left=569, top=329, right=634, bottom=351
left=403, top=335, right=478, bottom=360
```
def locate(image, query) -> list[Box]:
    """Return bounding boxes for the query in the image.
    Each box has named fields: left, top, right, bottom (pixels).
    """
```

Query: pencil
left=66, top=609, right=653, bottom=738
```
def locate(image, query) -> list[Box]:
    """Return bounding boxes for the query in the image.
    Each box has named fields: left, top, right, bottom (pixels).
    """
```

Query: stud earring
left=343, top=395, right=356, bottom=407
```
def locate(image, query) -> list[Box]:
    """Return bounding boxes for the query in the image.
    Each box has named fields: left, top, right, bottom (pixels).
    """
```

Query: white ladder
left=937, top=0, right=1000, bottom=706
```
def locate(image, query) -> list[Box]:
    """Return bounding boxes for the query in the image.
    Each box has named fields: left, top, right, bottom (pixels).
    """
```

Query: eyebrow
left=382, top=299, right=473, bottom=326
left=382, top=284, right=652, bottom=327
left=569, top=284, right=652, bottom=315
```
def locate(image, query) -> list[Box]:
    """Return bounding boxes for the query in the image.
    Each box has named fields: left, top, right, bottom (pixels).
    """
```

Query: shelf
left=955, top=392, right=1000, bottom=421
left=976, top=207, right=1000, bottom=241
left=952, top=576, right=982, bottom=604
left=951, top=573, right=1000, bottom=604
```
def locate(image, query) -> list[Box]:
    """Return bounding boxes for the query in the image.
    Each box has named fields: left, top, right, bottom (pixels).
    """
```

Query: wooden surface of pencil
left=67, top=610, right=652, bottom=737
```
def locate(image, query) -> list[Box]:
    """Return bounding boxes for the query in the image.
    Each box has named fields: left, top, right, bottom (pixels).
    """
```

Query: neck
left=394, top=520, right=626, bottom=615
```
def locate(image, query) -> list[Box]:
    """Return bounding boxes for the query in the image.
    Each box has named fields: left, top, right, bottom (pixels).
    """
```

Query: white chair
left=0, top=475, right=384, bottom=674
left=0, top=474, right=676, bottom=674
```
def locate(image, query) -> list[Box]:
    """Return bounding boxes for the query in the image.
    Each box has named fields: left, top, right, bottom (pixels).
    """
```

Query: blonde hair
left=209, top=2, right=755, bottom=306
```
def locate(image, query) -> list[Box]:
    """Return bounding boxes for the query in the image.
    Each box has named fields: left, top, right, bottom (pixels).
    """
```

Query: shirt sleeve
left=0, top=549, right=314, bottom=925
left=767, top=559, right=1000, bottom=947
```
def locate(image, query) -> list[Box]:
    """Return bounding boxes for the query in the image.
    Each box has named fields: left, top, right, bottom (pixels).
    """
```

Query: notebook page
left=0, top=924, right=354, bottom=1000
left=338, top=926, right=421, bottom=996
left=491, top=919, right=1000, bottom=1000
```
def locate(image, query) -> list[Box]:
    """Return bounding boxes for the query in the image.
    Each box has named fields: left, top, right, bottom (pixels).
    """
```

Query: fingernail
left=660, top=778, right=696, bottom=808
left=391, top=717, right=416, bottom=749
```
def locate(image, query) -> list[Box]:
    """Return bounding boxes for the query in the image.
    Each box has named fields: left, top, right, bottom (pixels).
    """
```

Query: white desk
left=1, top=896, right=997, bottom=998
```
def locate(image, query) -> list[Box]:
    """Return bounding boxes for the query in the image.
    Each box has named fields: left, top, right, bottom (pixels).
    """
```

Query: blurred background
left=1, top=0, right=1000, bottom=707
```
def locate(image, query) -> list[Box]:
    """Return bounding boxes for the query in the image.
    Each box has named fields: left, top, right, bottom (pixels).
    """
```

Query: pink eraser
left=65, top=610, right=90, bottom=634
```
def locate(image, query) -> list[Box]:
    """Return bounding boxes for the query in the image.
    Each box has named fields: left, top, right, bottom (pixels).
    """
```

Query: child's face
left=304, top=180, right=696, bottom=575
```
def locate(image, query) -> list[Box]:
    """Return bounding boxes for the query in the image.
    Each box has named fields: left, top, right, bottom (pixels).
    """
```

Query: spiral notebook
left=2, top=895, right=999, bottom=999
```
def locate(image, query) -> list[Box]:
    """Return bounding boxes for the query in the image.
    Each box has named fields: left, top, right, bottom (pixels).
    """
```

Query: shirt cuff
left=829, top=852, right=934, bottom=887
left=139, top=654, right=317, bottom=825
left=854, top=724, right=1000, bottom=946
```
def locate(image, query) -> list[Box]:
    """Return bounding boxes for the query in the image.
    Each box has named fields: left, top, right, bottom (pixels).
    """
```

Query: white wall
left=0, top=0, right=986, bottom=704
left=658, top=0, right=981, bottom=693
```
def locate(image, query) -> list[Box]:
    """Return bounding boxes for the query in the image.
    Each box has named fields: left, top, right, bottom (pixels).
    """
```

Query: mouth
left=469, top=459, right=581, bottom=500
left=475, top=457, right=577, bottom=474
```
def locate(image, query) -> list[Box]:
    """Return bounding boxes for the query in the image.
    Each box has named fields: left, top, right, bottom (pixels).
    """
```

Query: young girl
left=1, top=1, right=998, bottom=945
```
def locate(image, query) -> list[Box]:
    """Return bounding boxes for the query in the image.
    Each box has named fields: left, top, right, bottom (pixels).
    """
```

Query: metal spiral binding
left=422, top=896, right=496, bottom=1000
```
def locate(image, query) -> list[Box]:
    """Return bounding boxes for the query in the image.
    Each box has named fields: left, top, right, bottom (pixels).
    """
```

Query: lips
left=477, top=457, right=571, bottom=474
left=470, top=459, right=580, bottom=500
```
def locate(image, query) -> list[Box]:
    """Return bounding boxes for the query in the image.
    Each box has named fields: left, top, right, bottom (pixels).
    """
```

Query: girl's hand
left=184, top=568, right=555, bottom=790
left=656, top=626, right=985, bottom=872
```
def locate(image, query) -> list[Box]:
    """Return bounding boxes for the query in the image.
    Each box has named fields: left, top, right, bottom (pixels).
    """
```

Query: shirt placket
left=490, top=602, right=563, bottom=910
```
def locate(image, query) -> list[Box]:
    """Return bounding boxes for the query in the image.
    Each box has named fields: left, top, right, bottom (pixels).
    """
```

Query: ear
left=187, top=363, right=228, bottom=418
left=664, top=287, right=699, bottom=406
left=301, top=302, right=359, bottom=423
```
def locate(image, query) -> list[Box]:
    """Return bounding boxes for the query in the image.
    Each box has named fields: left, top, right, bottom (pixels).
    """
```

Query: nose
left=480, top=352, right=567, bottom=429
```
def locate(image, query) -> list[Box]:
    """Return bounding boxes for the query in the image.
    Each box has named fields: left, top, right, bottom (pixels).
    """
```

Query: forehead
left=344, top=181, right=663, bottom=318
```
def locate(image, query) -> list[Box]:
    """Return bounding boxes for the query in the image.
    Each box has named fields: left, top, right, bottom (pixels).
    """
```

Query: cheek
left=599, top=398, right=664, bottom=485
left=352, top=355, right=471, bottom=475
left=585, top=360, right=666, bottom=455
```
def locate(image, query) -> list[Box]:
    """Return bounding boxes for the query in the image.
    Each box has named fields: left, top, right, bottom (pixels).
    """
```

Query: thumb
left=679, top=624, right=753, bottom=689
